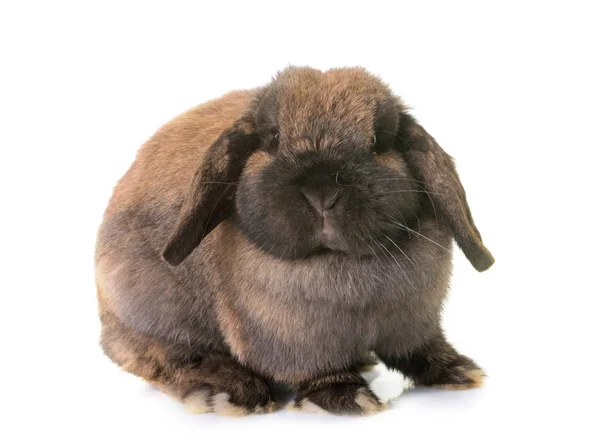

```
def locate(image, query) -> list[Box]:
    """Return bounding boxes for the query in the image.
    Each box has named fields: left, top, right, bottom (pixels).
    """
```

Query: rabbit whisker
left=375, top=181, right=439, bottom=224
left=373, top=129, right=398, bottom=136
left=379, top=189, right=443, bottom=195
left=383, top=234, right=415, bottom=266
left=376, top=178, right=429, bottom=185
left=384, top=214, right=449, bottom=252
left=372, top=238, right=417, bottom=292
left=366, top=238, right=385, bottom=283
left=368, top=236, right=384, bottom=267
left=369, top=236, right=397, bottom=282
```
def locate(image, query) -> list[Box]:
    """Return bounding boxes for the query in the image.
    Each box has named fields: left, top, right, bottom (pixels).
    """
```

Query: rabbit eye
left=266, top=130, right=280, bottom=155
left=371, top=133, right=386, bottom=154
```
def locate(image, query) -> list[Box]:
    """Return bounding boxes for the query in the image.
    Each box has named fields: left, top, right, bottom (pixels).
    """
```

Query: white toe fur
left=367, top=364, right=415, bottom=403
left=182, top=388, right=212, bottom=414
left=287, top=399, right=331, bottom=415
left=212, top=392, right=248, bottom=417
left=354, top=387, right=386, bottom=414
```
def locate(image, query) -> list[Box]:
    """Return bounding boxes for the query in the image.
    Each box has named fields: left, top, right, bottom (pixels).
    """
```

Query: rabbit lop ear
left=396, top=114, right=495, bottom=272
left=162, top=115, right=259, bottom=266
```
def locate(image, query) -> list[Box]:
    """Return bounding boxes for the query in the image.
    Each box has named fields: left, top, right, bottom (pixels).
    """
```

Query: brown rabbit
left=95, top=66, right=494, bottom=416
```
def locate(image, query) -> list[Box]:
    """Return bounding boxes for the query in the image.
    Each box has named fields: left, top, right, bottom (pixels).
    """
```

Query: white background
left=1, top=1, right=599, bottom=446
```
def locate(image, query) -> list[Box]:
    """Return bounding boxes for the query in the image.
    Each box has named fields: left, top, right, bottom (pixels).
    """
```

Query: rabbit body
left=96, top=68, right=492, bottom=415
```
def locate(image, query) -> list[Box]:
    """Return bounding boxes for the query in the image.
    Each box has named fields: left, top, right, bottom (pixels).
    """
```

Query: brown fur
left=95, top=67, right=493, bottom=416
left=212, top=218, right=452, bottom=385
left=100, top=295, right=276, bottom=413
left=291, top=372, right=385, bottom=416
left=244, top=151, right=272, bottom=175
left=215, top=290, right=249, bottom=363
left=378, top=331, right=486, bottom=389
left=431, top=369, right=485, bottom=390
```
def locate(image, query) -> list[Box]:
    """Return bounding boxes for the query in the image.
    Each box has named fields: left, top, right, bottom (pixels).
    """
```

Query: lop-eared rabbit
left=96, top=67, right=494, bottom=416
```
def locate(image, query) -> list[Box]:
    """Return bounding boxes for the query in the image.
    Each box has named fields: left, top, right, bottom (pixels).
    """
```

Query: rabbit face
left=236, top=69, right=420, bottom=259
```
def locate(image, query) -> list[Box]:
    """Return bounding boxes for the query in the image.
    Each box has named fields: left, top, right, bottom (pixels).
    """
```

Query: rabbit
left=95, top=66, right=494, bottom=416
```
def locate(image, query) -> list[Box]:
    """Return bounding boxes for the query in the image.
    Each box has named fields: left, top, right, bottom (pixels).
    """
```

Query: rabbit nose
left=301, top=184, right=343, bottom=212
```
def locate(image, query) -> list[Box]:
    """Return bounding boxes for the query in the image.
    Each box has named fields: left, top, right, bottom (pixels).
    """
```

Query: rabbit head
left=161, top=66, right=494, bottom=272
